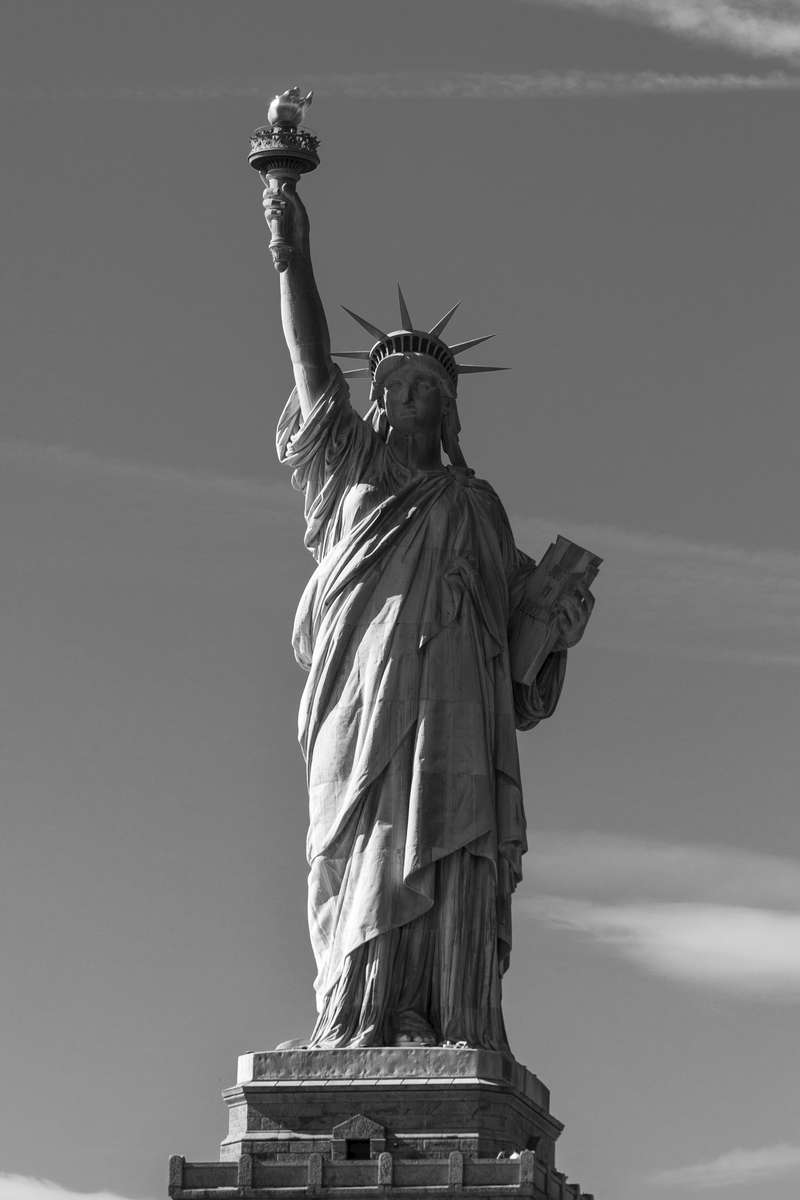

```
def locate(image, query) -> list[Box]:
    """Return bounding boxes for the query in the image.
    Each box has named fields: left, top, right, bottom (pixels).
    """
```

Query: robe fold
left=277, top=369, right=565, bottom=1047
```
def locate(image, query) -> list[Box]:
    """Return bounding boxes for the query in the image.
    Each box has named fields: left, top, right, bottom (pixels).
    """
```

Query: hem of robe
left=310, top=824, right=503, bottom=1003
left=308, top=850, right=511, bottom=1051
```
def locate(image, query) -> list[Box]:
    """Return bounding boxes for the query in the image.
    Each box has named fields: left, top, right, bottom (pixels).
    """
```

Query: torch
left=248, top=87, right=320, bottom=272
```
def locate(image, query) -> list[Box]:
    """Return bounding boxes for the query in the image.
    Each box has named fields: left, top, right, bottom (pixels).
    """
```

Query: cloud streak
left=321, top=68, right=800, bottom=99
left=648, top=1142, right=800, bottom=1188
left=532, top=898, right=800, bottom=994
left=5, top=438, right=800, bottom=668
left=0, top=1175, right=156, bottom=1200
left=523, top=832, right=800, bottom=995
left=513, top=514, right=800, bottom=668
left=526, top=830, right=800, bottom=907
left=3, top=69, right=799, bottom=103
left=0, top=437, right=291, bottom=511
left=547, top=0, right=800, bottom=61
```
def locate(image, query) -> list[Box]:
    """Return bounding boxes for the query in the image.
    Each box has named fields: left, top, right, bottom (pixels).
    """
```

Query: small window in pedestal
left=346, top=1139, right=371, bottom=1160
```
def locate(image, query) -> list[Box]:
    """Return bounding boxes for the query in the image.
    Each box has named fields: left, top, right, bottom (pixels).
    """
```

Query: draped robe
left=277, top=370, right=566, bottom=1048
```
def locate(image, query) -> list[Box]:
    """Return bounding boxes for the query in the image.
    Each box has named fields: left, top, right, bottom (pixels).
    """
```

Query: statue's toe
left=389, top=1010, right=437, bottom=1046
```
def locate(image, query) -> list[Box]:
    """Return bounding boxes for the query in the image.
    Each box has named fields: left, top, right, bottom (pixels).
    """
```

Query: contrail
left=2, top=69, right=799, bottom=103
left=323, top=68, right=800, bottom=99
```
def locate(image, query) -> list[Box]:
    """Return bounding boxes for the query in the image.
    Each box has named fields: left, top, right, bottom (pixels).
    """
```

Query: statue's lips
left=391, top=409, right=423, bottom=427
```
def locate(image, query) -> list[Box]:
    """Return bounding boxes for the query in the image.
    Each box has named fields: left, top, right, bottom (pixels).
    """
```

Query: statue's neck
left=386, top=428, right=443, bottom=472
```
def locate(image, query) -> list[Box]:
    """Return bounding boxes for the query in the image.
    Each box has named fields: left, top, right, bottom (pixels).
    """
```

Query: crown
left=333, top=287, right=507, bottom=390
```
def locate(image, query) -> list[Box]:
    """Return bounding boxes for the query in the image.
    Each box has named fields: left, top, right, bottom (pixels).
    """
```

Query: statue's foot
left=389, top=1009, right=437, bottom=1046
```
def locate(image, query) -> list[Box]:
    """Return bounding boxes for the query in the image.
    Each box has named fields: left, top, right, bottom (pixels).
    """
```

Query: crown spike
left=456, top=365, right=509, bottom=375
left=341, top=306, right=388, bottom=342
left=397, top=285, right=413, bottom=330
left=449, top=334, right=495, bottom=356
left=428, top=302, right=460, bottom=338
left=332, top=351, right=372, bottom=360
left=341, top=367, right=372, bottom=379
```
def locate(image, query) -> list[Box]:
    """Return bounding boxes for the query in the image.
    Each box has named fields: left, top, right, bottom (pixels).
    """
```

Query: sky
left=1, top=2, right=799, bottom=1198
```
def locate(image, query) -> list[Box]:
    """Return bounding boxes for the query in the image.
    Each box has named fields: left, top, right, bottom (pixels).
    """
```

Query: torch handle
left=261, top=168, right=301, bottom=273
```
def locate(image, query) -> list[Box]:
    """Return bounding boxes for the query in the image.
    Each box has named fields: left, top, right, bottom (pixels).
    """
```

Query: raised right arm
left=264, top=182, right=334, bottom=419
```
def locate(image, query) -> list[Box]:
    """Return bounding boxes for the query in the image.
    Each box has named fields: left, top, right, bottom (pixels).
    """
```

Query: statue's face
left=382, top=365, right=445, bottom=435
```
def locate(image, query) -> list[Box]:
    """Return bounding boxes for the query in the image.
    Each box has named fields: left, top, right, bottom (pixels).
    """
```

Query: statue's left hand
left=553, top=582, right=595, bottom=650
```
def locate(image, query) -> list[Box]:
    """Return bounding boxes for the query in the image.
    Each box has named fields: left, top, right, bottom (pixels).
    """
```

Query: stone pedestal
left=169, top=1048, right=595, bottom=1199
left=223, top=1047, right=560, bottom=1165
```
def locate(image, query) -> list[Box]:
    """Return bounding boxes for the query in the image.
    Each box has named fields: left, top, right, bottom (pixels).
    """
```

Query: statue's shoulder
left=458, top=469, right=506, bottom=504
left=455, top=469, right=513, bottom=530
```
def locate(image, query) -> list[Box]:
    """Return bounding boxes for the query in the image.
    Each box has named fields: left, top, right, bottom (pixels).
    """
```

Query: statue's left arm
left=506, top=549, right=594, bottom=731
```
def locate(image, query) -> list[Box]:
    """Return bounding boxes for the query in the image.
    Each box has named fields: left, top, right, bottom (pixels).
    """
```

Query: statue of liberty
left=260, top=118, right=594, bottom=1053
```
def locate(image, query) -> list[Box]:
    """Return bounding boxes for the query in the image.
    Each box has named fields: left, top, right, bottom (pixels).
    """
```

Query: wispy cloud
left=547, top=0, right=800, bottom=62
left=532, top=898, right=800, bottom=994
left=523, top=832, right=800, bottom=995
left=513, top=515, right=800, bottom=667
left=0, top=437, right=291, bottom=511
left=2, top=69, right=799, bottom=103
left=5, top=438, right=800, bottom=668
left=648, top=1142, right=800, bottom=1188
left=0, top=1175, right=155, bottom=1200
left=527, top=830, right=800, bottom=907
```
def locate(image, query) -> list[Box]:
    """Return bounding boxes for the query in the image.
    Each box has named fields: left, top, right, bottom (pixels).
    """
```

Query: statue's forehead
left=382, top=360, right=441, bottom=385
